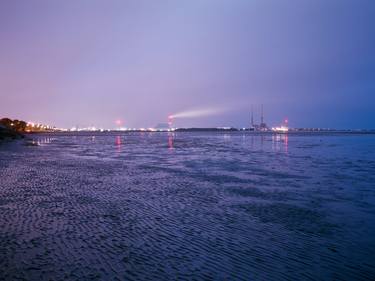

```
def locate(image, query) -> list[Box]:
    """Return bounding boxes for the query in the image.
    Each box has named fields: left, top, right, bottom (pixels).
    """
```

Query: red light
left=115, top=119, right=123, bottom=126
left=168, top=115, right=173, bottom=127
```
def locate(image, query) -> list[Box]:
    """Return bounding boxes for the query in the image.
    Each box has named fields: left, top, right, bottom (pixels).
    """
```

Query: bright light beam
left=170, top=107, right=226, bottom=119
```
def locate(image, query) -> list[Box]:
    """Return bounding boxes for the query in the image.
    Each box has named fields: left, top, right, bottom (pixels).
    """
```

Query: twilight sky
left=1, top=0, right=374, bottom=129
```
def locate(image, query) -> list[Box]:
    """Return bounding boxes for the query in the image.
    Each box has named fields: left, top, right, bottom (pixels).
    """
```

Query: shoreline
left=0, top=130, right=24, bottom=142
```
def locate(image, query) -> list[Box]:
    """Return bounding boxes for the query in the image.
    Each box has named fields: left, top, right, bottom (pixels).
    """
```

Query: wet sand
left=0, top=132, right=375, bottom=280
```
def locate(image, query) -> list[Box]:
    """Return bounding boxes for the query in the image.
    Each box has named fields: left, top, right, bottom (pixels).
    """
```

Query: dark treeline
left=0, top=118, right=27, bottom=132
left=0, top=118, right=26, bottom=140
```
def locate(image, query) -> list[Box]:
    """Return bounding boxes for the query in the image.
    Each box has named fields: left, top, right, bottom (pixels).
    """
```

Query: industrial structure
left=250, top=104, right=268, bottom=131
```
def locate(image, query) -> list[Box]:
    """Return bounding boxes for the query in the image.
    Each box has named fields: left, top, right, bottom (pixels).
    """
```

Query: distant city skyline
left=1, top=0, right=375, bottom=129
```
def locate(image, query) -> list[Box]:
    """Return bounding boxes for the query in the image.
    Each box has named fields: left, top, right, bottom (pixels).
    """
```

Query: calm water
left=0, top=132, right=375, bottom=280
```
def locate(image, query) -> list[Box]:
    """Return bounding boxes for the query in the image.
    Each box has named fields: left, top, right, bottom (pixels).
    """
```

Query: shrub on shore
left=0, top=118, right=27, bottom=132
left=0, top=118, right=25, bottom=140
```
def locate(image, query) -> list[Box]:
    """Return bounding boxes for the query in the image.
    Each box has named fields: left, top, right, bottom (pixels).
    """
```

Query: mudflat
left=0, top=132, right=374, bottom=280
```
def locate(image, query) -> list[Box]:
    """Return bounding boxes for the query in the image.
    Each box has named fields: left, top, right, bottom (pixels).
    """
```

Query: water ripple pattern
left=0, top=132, right=375, bottom=280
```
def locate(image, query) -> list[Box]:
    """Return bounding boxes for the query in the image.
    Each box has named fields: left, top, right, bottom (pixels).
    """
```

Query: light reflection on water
left=272, top=133, right=288, bottom=153
left=115, top=135, right=122, bottom=152
left=168, top=133, right=174, bottom=150
left=30, top=137, right=55, bottom=146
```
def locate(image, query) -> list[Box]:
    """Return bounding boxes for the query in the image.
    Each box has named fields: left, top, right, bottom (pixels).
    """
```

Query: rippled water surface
left=1, top=132, right=375, bottom=280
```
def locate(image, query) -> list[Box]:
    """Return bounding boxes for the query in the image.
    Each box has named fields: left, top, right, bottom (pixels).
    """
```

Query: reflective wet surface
left=0, top=132, right=375, bottom=280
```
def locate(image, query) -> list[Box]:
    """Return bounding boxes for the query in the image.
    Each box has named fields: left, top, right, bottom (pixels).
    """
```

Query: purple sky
left=1, top=0, right=374, bottom=129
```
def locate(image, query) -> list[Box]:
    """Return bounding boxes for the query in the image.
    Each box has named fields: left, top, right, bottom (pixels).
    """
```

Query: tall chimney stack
left=251, top=105, right=254, bottom=127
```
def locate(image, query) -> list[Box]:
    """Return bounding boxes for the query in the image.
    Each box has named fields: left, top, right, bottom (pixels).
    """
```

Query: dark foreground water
left=0, top=132, right=375, bottom=280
